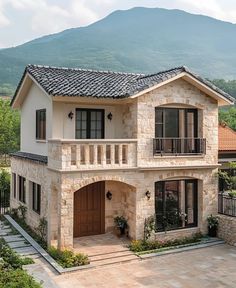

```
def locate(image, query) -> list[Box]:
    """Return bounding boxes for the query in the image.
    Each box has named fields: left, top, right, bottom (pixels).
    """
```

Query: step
left=8, top=241, right=30, bottom=249
left=89, top=249, right=130, bottom=258
left=3, top=235, right=24, bottom=242
left=89, top=250, right=135, bottom=262
left=14, top=246, right=38, bottom=256
left=90, top=254, right=140, bottom=267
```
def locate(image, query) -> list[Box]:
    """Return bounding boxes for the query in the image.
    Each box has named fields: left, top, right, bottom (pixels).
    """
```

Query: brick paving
left=54, top=244, right=236, bottom=288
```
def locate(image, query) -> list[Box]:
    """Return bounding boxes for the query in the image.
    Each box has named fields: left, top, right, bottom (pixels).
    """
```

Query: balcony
left=48, top=139, right=137, bottom=171
left=153, top=138, right=206, bottom=156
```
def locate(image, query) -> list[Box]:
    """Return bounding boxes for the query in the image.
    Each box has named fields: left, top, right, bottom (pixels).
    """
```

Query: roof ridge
left=137, top=66, right=186, bottom=80
left=27, top=64, right=144, bottom=77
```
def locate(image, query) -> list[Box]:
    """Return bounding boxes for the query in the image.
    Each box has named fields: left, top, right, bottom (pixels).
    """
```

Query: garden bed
left=128, top=233, right=222, bottom=255
left=0, top=238, right=41, bottom=288
left=4, top=215, right=91, bottom=274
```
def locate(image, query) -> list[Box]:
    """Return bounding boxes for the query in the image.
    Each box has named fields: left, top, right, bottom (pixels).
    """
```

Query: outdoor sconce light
left=107, top=112, right=113, bottom=121
left=106, top=191, right=112, bottom=200
left=68, top=111, right=74, bottom=120
left=145, top=190, right=151, bottom=200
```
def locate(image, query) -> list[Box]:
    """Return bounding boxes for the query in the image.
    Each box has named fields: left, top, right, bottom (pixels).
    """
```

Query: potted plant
left=114, top=216, right=128, bottom=236
left=207, top=214, right=219, bottom=237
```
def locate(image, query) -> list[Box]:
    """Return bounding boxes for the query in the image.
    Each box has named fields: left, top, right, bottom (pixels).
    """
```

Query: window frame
left=155, top=179, right=198, bottom=232
left=18, top=175, right=26, bottom=204
left=155, top=107, right=198, bottom=138
left=75, top=108, right=105, bottom=139
left=36, top=109, right=46, bottom=140
left=32, top=182, right=41, bottom=215
left=12, top=173, right=16, bottom=199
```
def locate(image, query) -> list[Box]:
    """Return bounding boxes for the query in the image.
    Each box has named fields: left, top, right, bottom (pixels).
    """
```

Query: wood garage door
left=74, top=181, right=105, bottom=237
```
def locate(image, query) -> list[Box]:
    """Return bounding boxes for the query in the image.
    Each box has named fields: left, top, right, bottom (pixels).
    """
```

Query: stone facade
left=10, top=77, right=220, bottom=250
left=218, top=214, right=236, bottom=246
left=10, top=157, right=48, bottom=230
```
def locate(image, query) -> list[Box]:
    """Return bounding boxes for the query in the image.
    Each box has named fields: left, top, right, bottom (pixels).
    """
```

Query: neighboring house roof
left=219, top=123, right=236, bottom=152
left=11, top=64, right=235, bottom=107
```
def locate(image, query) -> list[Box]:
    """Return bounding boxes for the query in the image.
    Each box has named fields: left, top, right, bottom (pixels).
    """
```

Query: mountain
left=1, top=7, right=236, bottom=89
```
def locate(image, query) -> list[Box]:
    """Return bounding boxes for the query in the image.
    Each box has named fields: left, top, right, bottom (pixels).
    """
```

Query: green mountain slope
left=1, top=7, right=236, bottom=88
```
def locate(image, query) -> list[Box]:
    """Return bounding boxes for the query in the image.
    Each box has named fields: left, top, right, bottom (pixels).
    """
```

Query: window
left=18, top=176, right=26, bottom=203
left=155, top=108, right=198, bottom=138
left=75, top=109, right=104, bottom=139
left=12, top=173, right=16, bottom=198
left=32, top=182, right=41, bottom=214
left=36, top=109, right=46, bottom=140
left=155, top=179, right=198, bottom=232
left=154, top=108, right=203, bottom=154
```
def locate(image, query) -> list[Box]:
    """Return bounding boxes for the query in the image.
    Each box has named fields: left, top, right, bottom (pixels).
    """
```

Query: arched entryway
left=74, top=181, right=105, bottom=237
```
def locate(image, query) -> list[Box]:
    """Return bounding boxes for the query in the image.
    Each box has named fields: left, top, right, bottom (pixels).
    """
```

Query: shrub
left=0, top=238, right=40, bottom=287
left=47, top=246, right=90, bottom=268
left=18, top=204, right=27, bottom=221
left=0, top=268, right=41, bottom=288
left=0, top=169, right=10, bottom=207
left=0, top=238, right=34, bottom=269
left=129, top=233, right=202, bottom=253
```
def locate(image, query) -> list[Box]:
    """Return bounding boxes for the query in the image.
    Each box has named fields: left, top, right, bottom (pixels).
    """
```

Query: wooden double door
left=74, top=181, right=105, bottom=237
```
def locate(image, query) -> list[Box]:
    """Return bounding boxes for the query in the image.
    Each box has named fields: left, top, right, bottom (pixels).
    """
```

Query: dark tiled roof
left=11, top=64, right=235, bottom=105
left=11, top=151, right=48, bottom=164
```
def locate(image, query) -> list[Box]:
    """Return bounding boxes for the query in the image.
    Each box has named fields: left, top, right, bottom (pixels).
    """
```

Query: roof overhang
left=130, top=72, right=234, bottom=106
left=11, top=72, right=49, bottom=109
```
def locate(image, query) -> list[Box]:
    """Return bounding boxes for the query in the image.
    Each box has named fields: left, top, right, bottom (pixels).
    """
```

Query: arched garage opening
left=73, top=180, right=136, bottom=239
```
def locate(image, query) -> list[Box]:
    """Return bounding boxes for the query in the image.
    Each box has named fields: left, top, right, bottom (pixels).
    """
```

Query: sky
left=0, top=0, right=236, bottom=48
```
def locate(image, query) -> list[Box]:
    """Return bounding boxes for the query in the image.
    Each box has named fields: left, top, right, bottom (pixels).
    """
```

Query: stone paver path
left=74, top=233, right=139, bottom=266
left=0, top=220, right=59, bottom=288
left=54, top=244, right=236, bottom=288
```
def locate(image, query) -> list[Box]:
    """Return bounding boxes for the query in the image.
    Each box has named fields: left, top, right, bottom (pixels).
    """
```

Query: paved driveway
left=53, top=244, right=236, bottom=288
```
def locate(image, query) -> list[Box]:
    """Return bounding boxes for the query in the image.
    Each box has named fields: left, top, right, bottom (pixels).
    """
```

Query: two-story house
left=10, top=65, right=234, bottom=249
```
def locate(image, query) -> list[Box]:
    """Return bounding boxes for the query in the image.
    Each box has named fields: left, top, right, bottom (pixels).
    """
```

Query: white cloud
left=0, top=0, right=10, bottom=28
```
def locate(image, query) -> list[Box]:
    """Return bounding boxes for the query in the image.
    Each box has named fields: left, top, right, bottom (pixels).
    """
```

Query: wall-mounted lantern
left=68, top=111, right=74, bottom=120
left=107, top=112, right=113, bottom=121
left=106, top=191, right=112, bottom=200
left=145, top=190, right=151, bottom=200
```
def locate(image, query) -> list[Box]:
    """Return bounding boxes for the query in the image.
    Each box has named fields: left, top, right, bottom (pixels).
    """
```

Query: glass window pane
left=165, top=109, right=179, bottom=138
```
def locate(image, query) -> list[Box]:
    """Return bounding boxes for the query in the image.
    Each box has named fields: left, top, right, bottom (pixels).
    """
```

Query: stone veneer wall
left=155, top=227, right=201, bottom=241
left=48, top=166, right=218, bottom=249
left=136, top=78, right=218, bottom=168
left=218, top=214, right=236, bottom=246
left=10, top=157, right=48, bottom=231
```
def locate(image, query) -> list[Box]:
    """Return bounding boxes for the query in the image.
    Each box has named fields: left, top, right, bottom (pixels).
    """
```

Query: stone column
left=57, top=184, right=74, bottom=249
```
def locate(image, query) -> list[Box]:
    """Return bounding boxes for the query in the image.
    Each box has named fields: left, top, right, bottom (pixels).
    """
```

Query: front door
left=74, top=181, right=105, bottom=237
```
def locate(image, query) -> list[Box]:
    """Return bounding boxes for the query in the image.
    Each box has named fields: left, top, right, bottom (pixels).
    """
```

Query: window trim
left=12, top=173, right=16, bottom=199
left=32, top=182, right=41, bottom=215
left=155, top=179, right=198, bottom=232
left=75, top=108, right=105, bottom=139
left=155, top=107, right=198, bottom=138
left=36, top=109, right=46, bottom=140
left=18, top=175, right=26, bottom=204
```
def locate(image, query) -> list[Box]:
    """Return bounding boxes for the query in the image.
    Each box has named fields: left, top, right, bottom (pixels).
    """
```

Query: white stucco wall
left=52, top=102, right=125, bottom=139
left=20, top=83, right=52, bottom=156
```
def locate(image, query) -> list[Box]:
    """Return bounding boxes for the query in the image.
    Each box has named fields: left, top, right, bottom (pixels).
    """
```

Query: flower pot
left=208, top=226, right=217, bottom=237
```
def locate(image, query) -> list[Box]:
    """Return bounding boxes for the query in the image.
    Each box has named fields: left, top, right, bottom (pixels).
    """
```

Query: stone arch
left=70, top=174, right=136, bottom=194
left=72, top=176, right=137, bottom=240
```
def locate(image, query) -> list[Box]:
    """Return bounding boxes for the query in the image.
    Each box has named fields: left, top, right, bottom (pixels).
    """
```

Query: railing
left=218, top=192, right=236, bottom=217
left=153, top=138, right=206, bottom=155
left=48, top=139, right=137, bottom=170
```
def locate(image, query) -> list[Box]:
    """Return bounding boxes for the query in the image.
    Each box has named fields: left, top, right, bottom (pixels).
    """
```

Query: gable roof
left=219, top=123, right=236, bottom=152
left=11, top=64, right=235, bottom=107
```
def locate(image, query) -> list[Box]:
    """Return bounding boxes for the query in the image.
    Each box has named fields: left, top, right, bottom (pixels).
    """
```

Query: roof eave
left=129, top=71, right=234, bottom=106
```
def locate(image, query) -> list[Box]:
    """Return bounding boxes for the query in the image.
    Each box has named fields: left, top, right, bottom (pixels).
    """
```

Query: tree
left=0, top=99, right=20, bottom=165
left=219, top=107, right=236, bottom=131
